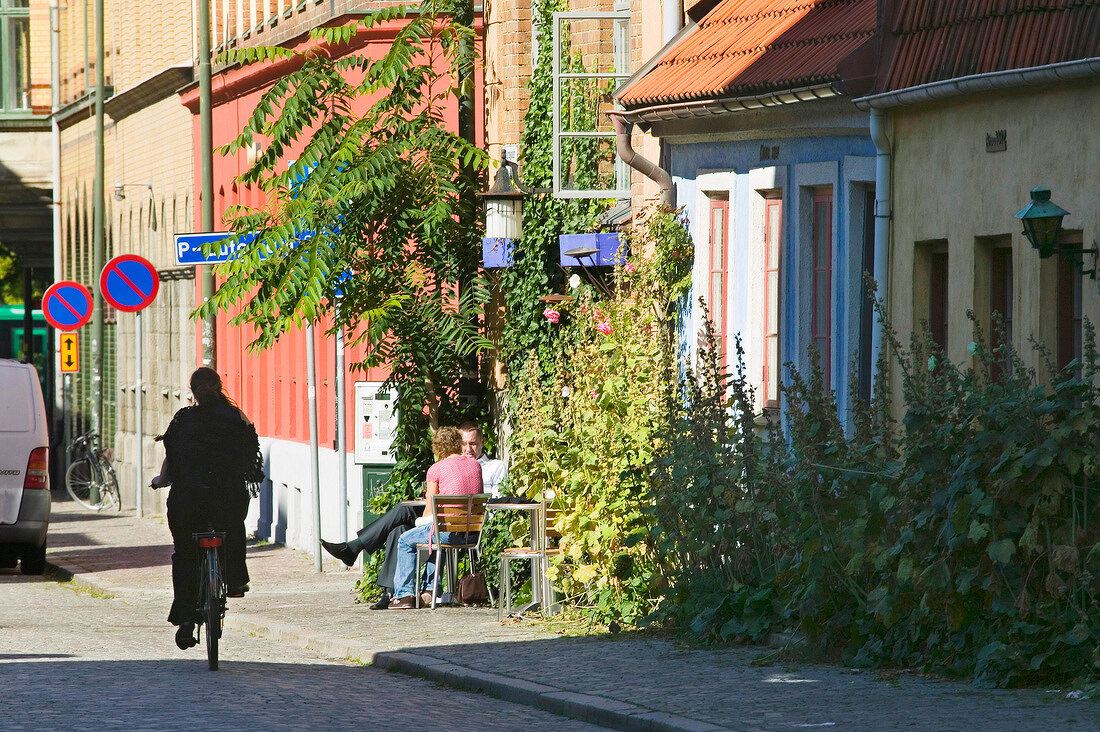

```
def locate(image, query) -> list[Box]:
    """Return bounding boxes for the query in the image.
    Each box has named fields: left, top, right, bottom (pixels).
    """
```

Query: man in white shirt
left=459, top=422, right=508, bottom=498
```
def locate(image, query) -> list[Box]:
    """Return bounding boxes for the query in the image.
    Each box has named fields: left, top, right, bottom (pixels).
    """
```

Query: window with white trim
left=763, top=195, right=782, bottom=409
left=552, top=10, right=630, bottom=198
left=707, top=195, right=729, bottom=367
left=0, top=0, right=30, bottom=112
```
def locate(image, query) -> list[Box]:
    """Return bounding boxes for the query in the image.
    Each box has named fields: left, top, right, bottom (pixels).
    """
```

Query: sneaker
left=320, top=540, right=358, bottom=567
left=227, top=583, right=249, bottom=598
left=388, top=596, right=417, bottom=610
left=175, top=622, right=198, bottom=650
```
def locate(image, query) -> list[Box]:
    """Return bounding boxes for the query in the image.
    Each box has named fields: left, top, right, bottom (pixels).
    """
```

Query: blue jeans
left=393, top=524, right=470, bottom=598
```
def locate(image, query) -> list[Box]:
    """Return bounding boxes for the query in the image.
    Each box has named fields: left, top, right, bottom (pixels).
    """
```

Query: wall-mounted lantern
left=479, top=152, right=550, bottom=268
left=1015, top=187, right=1096, bottom=278
left=482, top=153, right=525, bottom=242
left=1015, top=187, right=1068, bottom=258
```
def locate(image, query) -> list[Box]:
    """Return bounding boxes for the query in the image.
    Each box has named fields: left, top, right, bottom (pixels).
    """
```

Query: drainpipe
left=610, top=113, right=674, bottom=206
left=869, top=107, right=891, bottom=390
left=662, top=0, right=682, bottom=44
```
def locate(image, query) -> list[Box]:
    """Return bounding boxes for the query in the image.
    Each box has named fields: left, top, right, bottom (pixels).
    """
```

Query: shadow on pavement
left=46, top=532, right=101, bottom=548
left=0, top=659, right=591, bottom=732
left=46, top=545, right=174, bottom=572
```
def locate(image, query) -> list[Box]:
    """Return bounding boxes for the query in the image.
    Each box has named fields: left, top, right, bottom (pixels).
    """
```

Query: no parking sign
left=100, top=254, right=160, bottom=312
left=42, top=281, right=94, bottom=331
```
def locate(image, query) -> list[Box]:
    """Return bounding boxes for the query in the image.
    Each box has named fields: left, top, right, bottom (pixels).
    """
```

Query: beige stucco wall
left=888, top=78, right=1100, bottom=383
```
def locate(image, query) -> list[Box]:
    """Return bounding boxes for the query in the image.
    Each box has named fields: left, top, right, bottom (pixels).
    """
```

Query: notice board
left=353, top=381, right=398, bottom=464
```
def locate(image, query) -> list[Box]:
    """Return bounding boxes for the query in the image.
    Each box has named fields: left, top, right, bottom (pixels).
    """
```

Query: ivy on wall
left=497, top=0, right=605, bottom=378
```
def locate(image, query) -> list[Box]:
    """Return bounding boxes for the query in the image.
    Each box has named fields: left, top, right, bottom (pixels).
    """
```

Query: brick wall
left=485, top=0, right=533, bottom=163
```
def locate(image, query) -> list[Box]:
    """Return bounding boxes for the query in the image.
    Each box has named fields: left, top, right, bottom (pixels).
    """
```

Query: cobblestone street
left=5, top=500, right=1092, bottom=731
left=0, top=570, right=604, bottom=731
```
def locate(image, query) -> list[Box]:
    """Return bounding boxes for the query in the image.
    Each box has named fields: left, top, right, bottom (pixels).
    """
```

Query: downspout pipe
left=869, top=107, right=890, bottom=391
left=610, top=113, right=674, bottom=206
left=662, top=0, right=682, bottom=44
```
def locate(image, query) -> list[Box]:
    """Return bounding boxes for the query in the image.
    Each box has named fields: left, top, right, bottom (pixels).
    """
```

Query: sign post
left=43, top=281, right=93, bottom=488
left=100, top=254, right=160, bottom=517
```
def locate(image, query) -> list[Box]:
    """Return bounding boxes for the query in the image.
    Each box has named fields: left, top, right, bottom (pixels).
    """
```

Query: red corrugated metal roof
left=879, top=0, right=1100, bottom=91
left=619, top=0, right=876, bottom=108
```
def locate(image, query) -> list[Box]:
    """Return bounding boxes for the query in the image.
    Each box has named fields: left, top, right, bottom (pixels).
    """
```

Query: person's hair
left=190, top=367, right=233, bottom=408
left=457, top=422, right=483, bottom=439
left=432, top=426, right=463, bottom=460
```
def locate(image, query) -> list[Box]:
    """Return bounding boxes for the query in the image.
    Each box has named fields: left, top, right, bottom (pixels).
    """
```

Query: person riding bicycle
left=152, top=367, right=262, bottom=650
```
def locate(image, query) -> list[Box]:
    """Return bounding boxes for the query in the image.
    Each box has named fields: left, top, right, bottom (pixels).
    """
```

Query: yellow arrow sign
left=60, top=333, right=79, bottom=373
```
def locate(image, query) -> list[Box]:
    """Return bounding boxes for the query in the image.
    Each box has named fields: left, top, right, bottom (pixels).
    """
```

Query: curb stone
left=372, top=650, right=726, bottom=732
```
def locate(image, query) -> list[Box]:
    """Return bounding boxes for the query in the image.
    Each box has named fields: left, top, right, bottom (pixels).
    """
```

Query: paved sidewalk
left=44, top=496, right=1096, bottom=731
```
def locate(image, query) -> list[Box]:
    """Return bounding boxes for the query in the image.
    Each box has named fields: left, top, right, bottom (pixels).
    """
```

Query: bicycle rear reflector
left=199, top=537, right=223, bottom=548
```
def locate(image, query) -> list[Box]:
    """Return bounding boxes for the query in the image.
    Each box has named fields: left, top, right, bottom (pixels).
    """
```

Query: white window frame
left=0, top=0, right=31, bottom=112
left=551, top=10, right=631, bottom=198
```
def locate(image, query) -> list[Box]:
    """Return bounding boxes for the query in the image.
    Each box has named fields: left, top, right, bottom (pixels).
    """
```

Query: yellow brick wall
left=28, top=1, right=53, bottom=113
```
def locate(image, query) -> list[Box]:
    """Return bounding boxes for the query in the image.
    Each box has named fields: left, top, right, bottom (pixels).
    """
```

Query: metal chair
left=414, top=493, right=490, bottom=608
left=498, top=497, right=562, bottom=620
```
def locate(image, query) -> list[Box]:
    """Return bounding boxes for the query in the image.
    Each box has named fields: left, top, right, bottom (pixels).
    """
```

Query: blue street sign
left=100, top=254, right=160, bottom=313
left=42, top=281, right=94, bottom=331
left=174, top=231, right=259, bottom=265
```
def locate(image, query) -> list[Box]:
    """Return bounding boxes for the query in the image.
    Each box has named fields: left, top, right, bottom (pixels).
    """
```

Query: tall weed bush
left=507, top=205, right=692, bottom=623
left=652, top=311, right=1099, bottom=687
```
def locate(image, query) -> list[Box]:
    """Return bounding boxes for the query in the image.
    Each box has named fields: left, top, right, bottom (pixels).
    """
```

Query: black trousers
left=349, top=503, right=420, bottom=555
left=166, top=488, right=249, bottom=625
left=347, top=504, right=419, bottom=592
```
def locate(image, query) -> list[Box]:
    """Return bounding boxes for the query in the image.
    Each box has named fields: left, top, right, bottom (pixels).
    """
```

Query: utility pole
left=198, top=0, right=216, bottom=368
left=456, top=0, right=480, bottom=408
left=91, top=0, right=105, bottom=440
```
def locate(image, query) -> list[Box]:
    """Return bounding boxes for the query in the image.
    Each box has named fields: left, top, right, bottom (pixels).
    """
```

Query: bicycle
left=65, top=431, right=121, bottom=512
left=193, top=528, right=227, bottom=671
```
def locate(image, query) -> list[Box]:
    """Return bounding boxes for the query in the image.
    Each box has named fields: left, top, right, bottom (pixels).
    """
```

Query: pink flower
left=589, top=389, right=598, bottom=399
left=596, top=320, right=612, bottom=335
left=543, top=308, right=560, bottom=324
left=625, top=262, right=635, bottom=274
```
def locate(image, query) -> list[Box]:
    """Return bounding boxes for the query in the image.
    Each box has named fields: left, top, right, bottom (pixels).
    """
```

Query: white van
left=0, top=359, right=51, bottom=574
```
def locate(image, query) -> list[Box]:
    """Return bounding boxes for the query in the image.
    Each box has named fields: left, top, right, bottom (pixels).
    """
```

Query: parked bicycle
left=193, top=527, right=227, bottom=671
left=65, top=431, right=121, bottom=511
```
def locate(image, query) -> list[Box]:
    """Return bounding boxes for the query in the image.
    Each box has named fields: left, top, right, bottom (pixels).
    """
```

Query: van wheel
left=0, top=544, right=18, bottom=569
left=20, top=540, right=47, bottom=575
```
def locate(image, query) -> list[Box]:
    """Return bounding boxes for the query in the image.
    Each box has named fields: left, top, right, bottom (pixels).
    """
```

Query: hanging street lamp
left=1015, top=187, right=1096, bottom=278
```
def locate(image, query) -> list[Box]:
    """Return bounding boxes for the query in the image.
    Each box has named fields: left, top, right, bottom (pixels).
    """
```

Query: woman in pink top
left=389, top=427, right=481, bottom=609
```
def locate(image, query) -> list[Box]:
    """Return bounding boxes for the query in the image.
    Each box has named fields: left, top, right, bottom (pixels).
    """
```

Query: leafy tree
left=200, top=3, right=490, bottom=494
left=0, top=242, right=49, bottom=305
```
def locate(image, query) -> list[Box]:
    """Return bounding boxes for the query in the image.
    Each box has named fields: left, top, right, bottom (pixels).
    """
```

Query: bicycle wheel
left=65, top=458, right=110, bottom=510
left=96, top=455, right=122, bottom=511
left=204, top=548, right=222, bottom=670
